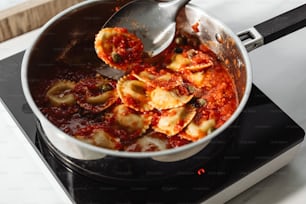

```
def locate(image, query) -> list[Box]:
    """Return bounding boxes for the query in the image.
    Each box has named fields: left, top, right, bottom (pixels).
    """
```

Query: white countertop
left=0, top=0, right=306, bottom=203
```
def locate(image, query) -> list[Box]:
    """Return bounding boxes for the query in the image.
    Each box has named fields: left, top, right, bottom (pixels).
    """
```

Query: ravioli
left=167, top=49, right=213, bottom=72
left=46, top=80, right=76, bottom=106
left=112, top=104, right=151, bottom=136
left=180, top=119, right=216, bottom=141
left=73, top=76, right=118, bottom=113
left=75, top=127, right=120, bottom=150
left=125, top=132, right=169, bottom=152
left=132, top=68, right=183, bottom=89
left=94, top=27, right=144, bottom=70
left=117, top=75, right=154, bottom=111
left=183, top=70, right=206, bottom=88
left=153, top=105, right=196, bottom=136
left=149, top=86, right=193, bottom=110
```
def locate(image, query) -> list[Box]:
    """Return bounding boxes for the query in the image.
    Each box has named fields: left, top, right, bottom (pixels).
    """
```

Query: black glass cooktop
left=0, top=52, right=304, bottom=203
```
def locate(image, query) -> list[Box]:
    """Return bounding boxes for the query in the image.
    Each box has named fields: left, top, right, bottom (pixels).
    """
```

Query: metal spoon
left=103, top=0, right=191, bottom=57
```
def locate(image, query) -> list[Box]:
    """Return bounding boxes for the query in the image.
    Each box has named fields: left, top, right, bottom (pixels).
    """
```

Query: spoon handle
left=158, top=0, right=191, bottom=19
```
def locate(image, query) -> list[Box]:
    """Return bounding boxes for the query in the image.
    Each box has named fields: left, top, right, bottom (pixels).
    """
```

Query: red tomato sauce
left=32, top=29, right=238, bottom=152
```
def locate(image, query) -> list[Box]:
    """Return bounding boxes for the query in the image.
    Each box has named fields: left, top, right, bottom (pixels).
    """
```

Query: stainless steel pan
left=21, top=0, right=305, bottom=166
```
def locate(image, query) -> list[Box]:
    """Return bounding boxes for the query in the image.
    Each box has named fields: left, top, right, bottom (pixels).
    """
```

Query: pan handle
left=237, top=4, right=306, bottom=52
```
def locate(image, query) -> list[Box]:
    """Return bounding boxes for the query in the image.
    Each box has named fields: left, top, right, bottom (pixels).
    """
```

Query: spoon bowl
left=104, top=0, right=191, bottom=56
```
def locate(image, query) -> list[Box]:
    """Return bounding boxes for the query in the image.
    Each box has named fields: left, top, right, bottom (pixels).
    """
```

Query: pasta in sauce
left=37, top=27, right=238, bottom=152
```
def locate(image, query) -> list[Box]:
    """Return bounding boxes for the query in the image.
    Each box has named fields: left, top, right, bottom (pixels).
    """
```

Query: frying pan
left=21, top=0, right=305, bottom=168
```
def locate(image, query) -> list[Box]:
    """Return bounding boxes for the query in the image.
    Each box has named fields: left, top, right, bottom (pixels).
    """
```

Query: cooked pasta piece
left=75, top=127, right=121, bottom=150
left=112, top=104, right=151, bottom=137
left=125, top=132, right=169, bottom=152
left=73, top=76, right=118, bottom=113
left=167, top=49, right=213, bottom=72
left=149, top=86, right=193, bottom=110
left=153, top=105, right=196, bottom=136
left=183, top=70, right=207, bottom=88
left=117, top=75, right=153, bottom=111
left=46, top=80, right=76, bottom=106
left=94, top=27, right=144, bottom=70
left=180, top=119, right=216, bottom=141
left=132, top=68, right=183, bottom=89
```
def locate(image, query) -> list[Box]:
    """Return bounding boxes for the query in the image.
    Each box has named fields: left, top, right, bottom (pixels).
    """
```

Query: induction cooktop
left=0, top=52, right=304, bottom=203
